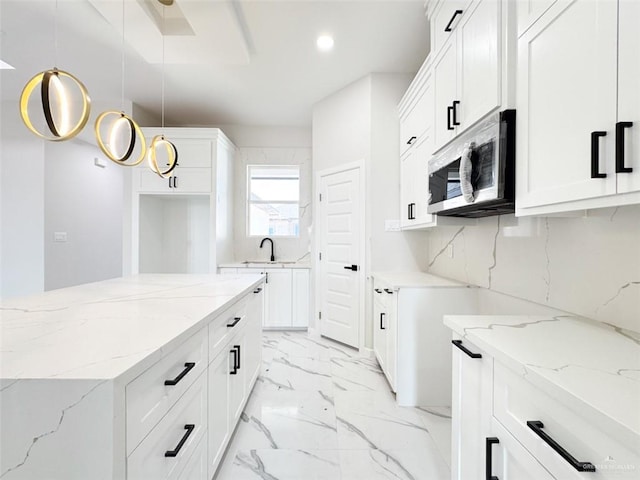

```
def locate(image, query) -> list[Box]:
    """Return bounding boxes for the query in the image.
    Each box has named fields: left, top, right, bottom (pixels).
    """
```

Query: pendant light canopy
left=94, top=0, right=147, bottom=166
left=19, top=67, right=91, bottom=141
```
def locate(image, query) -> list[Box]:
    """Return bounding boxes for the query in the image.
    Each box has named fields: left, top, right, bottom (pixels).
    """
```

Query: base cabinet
left=219, top=268, right=310, bottom=329
left=207, top=348, right=230, bottom=475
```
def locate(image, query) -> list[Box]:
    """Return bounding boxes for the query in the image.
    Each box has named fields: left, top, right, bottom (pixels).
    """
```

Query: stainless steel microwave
left=427, top=110, right=516, bottom=218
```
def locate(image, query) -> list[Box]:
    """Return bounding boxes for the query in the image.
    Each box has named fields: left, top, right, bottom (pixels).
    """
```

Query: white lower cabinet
left=177, top=438, right=208, bottom=480
left=372, top=275, right=477, bottom=406
left=220, top=267, right=310, bottom=329
left=207, top=348, right=230, bottom=477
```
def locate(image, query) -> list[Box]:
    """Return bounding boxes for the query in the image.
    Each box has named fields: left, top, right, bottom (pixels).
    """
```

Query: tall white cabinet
left=125, top=128, right=236, bottom=275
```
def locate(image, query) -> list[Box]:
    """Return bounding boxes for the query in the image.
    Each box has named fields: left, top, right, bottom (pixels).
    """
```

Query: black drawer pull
left=452, top=340, right=482, bottom=358
left=447, top=106, right=454, bottom=131
left=227, top=316, right=242, bottom=328
left=374, top=288, right=382, bottom=294
left=591, top=131, right=607, bottom=178
left=164, top=362, right=196, bottom=386
left=380, top=312, right=386, bottom=330
left=234, top=345, right=241, bottom=370
left=384, top=288, right=393, bottom=294
left=230, top=347, right=239, bottom=375
left=444, top=9, right=463, bottom=32
left=616, top=121, right=633, bottom=173
left=407, top=136, right=417, bottom=145
left=253, top=287, right=262, bottom=293
left=452, top=100, right=460, bottom=126
left=164, top=424, right=195, bottom=457
left=486, top=437, right=499, bottom=480
left=527, top=421, right=596, bottom=472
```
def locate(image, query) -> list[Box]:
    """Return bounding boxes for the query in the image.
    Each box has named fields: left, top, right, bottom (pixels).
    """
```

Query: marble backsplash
left=233, top=147, right=312, bottom=264
left=426, top=205, right=640, bottom=333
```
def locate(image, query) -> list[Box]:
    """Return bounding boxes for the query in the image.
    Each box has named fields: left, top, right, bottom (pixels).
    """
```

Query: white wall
left=217, top=125, right=311, bottom=149
left=1, top=102, right=45, bottom=298
left=426, top=206, right=640, bottom=333
left=44, top=139, right=124, bottom=290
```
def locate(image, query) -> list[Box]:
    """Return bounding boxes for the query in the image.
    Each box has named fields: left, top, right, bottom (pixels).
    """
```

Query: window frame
left=246, top=164, right=301, bottom=238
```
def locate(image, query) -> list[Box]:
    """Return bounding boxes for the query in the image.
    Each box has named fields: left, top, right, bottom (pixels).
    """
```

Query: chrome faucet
left=259, top=237, right=275, bottom=262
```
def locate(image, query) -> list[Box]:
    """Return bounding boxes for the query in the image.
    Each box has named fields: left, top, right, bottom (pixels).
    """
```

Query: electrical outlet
left=447, top=244, right=454, bottom=258
left=54, top=232, right=67, bottom=242
left=385, top=220, right=401, bottom=232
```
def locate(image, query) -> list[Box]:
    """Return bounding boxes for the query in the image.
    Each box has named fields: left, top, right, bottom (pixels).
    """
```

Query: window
left=247, top=165, right=300, bottom=236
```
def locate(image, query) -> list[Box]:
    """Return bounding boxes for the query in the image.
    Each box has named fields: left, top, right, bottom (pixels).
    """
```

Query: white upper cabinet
left=616, top=0, right=640, bottom=195
left=431, top=0, right=508, bottom=153
left=516, top=0, right=640, bottom=215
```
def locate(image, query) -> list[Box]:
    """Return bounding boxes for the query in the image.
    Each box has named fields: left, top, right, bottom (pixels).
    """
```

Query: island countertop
left=0, top=274, right=264, bottom=382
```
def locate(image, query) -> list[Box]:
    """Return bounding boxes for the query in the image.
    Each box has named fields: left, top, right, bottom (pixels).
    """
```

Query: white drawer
left=126, top=329, right=207, bottom=454
left=209, top=296, right=248, bottom=357
left=177, top=436, right=207, bottom=480
left=494, top=362, right=640, bottom=479
left=128, top=372, right=207, bottom=480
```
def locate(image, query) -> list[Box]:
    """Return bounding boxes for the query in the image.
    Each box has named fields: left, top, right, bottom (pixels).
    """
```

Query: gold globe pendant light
left=19, top=1, right=91, bottom=141
left=147, top=2, right=178, bottom=179
left=94, top=0, right=147, bottom=166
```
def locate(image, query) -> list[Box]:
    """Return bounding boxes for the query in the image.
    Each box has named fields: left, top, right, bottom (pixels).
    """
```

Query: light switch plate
left=54, top=232, right=67, bottom=242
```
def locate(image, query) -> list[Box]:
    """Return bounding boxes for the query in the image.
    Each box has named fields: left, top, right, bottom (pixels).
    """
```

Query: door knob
left=343, top=265, right=358, bottom=271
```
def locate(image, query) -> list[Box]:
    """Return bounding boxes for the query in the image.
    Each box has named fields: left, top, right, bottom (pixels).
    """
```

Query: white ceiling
left=0, top=0, right=429, bottom=127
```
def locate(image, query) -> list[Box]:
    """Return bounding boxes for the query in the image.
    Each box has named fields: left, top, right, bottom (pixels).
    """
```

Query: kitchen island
left=0, top=274, right=265, bottom=480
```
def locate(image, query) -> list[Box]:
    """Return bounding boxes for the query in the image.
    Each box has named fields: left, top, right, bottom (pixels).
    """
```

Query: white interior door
left=317, top=165, right=363, bottom=348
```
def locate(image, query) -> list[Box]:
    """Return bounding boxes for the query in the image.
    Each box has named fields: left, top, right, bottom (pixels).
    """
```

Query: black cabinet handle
left=227, top=316, right=242, bottom=328
left=253, top=287, right=262, bottom=293
left=452, top=100, right=460, bottom=126
left=230, top=346, right=240, bottom=375
left=384, top=288, right=393, bottom=294
left=408, top=203, right=415, bottom=220
left=590, top=131, right=607, bottom=178
left=164, top=424, right=195, bottom=457
left=407, top=136, right=417, bottom=145
left=164, top=362, right=196, bottom=386
left=447, top=106, right=454, bottom=131
left=344, top=265, right=358, bottom=271
left=407, top=203, right=412, bottom=220
left=527, top=421, right=596, bottom=472
left=235, top=345, right=241, bottom=370
left=616, top=121, right=633, bottom=173
left=168, top=177, right=173, bottom=188
left=380, top=312, right=386, bottom=330
left=374, top=288, right=382, bottom=294
left=452, top=340, right=482, bottom=358
left=486, top=437, right=499, bottom=480
left=174, top=176, right=178, bottom=188
left=444, top=9, right=463, bottom=32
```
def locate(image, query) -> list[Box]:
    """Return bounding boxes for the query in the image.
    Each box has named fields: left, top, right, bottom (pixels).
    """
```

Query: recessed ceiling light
left=0, top=59, right=14, bottom=70
left=316, top=35, right=334, bottom=52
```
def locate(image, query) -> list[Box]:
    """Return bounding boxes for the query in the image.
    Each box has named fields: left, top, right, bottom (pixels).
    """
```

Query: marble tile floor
left=215, top=331, right=452, bottom=480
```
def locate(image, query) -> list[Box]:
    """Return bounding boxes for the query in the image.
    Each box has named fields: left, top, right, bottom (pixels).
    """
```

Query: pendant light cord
left=121, top=0, right=125, bottom=112
left=161, top=5, right=165, bottom=129
left=54, top=0, right=58, bottom=67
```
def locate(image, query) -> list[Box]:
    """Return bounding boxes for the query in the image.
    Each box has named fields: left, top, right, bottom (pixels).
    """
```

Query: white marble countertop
left=445, top=314, right=640, bottom=445
left=219, top=261, right=311, bottom=269
left=372, top=271, right=468, bottom=289
left=0, top=274, right=263, bottom=381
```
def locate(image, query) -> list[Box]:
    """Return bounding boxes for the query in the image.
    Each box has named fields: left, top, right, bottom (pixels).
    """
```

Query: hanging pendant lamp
left=19, top=0, right=91, bottom=141
left=94, top=0, right=147, bottom=166
left=147, top=2, right=178, bottom=178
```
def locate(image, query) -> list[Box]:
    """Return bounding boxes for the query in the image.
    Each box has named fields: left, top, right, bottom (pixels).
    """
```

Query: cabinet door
left=244, top=287, right=264, bottom=389
left=616, top=0, right=640, bottom=195
left=170, top=138, right=213, bottom=168
left=208, top=348, right=230, bottom=477
left=516, top=0, right=618, bottom=209
left=400, top=150, right=415, bottom=228
left=372, top=290, right=387, bottom=372
left=384, top=291, right=397, bottom=392
left=228, top=334, right=246, bottom=424
left=458, top=0, right=501, bottom=131
left=431, top=0, right=468, bottom=57
left=412, top=136, right=436, bottom=225
left=433, top=38, right=459, bottom=153
left=292, top=269, right=310, bottom=327
left=489, top=419, right=557, bottom=480
left=263, top=269, right=293, bottom=328
left=451, top=338, right=492, bottom=480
